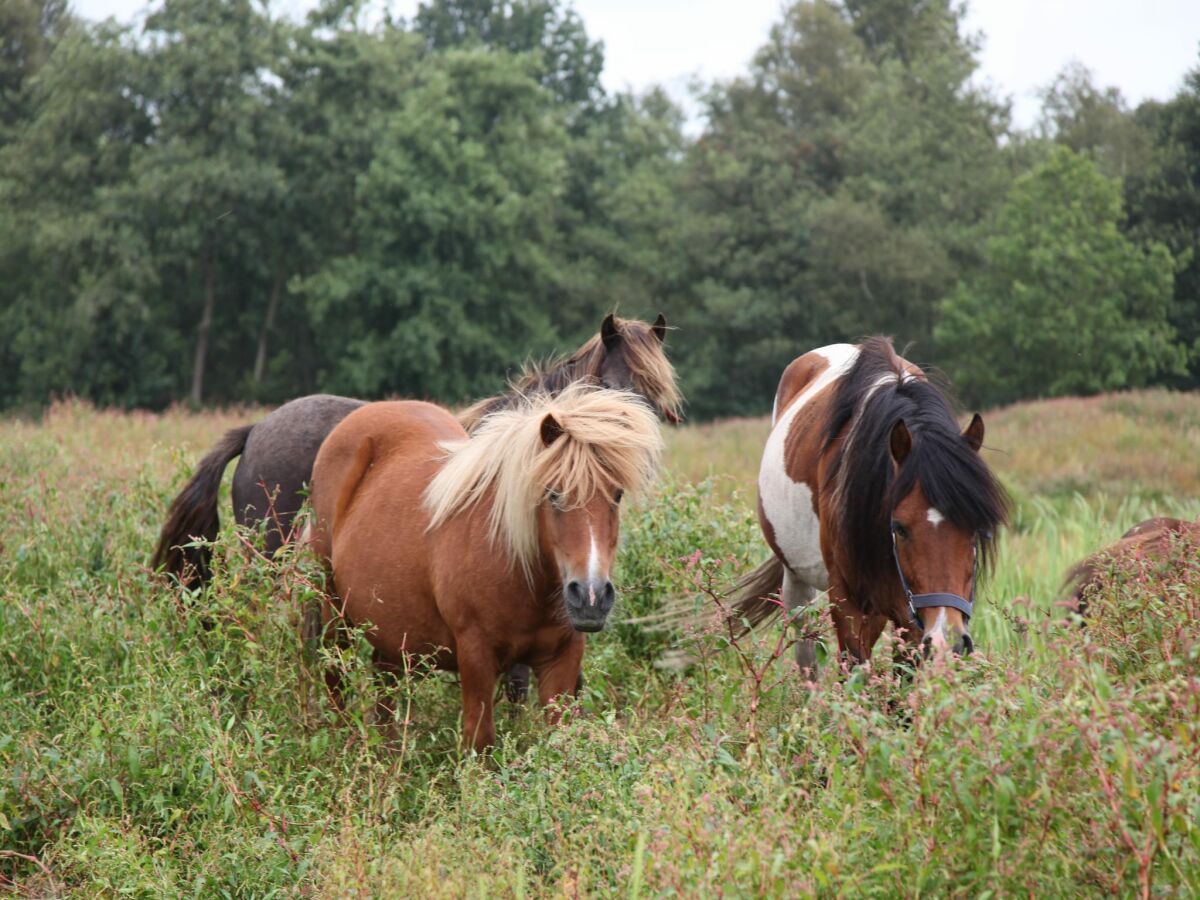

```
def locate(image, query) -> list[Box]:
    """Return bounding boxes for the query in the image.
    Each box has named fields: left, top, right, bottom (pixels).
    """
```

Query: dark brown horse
left=1065, top=517, right=1200, bottom=615
left=727, top=337, right=1008, bottom=671
left=307, top=385, right=662, bottom=750
left=152, top=313, right=678, bottom=585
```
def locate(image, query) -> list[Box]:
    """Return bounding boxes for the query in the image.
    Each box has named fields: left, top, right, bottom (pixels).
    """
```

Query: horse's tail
left=152, top=424, right=254, bottom=587
left=626, top=554, right=786, bottom=634
left=726, top=556, right=786, bottom=633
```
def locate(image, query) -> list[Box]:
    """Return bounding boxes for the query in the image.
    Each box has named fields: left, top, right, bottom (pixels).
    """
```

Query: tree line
left=1, top=0, right=1197, bottom=418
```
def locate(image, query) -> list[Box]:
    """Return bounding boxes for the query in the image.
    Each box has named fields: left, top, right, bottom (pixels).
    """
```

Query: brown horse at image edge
left=1065, top=517, right=1200, bottom=616
left=307, top=385, right=662, bottom=751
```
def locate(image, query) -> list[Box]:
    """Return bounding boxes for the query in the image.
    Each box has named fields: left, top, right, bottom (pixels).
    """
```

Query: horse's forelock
left=426, top=385, right=662, bottom=582
left=614, top=319, right=682, bottom=420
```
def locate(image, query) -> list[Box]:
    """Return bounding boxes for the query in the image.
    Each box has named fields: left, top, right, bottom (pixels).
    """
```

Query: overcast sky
left=73, top=0, right=1200, bottom=129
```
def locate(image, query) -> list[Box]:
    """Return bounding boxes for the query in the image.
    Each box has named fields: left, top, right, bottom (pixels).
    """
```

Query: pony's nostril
left=958, top=633, right=974, bottom=656
left=602, top=581, right=615, bottom=606
left=565, top=580, right=585, bottom=606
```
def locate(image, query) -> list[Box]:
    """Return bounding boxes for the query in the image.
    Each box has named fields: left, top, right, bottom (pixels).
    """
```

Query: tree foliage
left=0, top=0, right=1195, bottom=416
left=937, top=147, right=1186, bottom=406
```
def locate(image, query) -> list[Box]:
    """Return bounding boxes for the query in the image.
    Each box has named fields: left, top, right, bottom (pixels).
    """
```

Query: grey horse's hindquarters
left=231, top=394, right=366, bottom=555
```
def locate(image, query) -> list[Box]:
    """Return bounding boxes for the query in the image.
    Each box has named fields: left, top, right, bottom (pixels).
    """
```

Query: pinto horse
left=730, top=337, right=1008, bottom=670
left=307, top=385, right=662, bottom=751
left=151, top=313, right=678, bottom=586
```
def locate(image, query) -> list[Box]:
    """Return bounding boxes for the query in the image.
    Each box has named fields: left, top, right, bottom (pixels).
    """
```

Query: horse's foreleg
left=829, top=586, right=888, bottom=668
left=457, top=641, right=500, bottom=752
left=533, top=635, right=585, bottom=725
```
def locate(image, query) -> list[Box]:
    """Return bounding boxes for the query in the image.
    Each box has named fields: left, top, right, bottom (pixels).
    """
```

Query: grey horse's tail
left=726, top=556, right=787, bottom=632
left=152, top=424, right=254, bottom=587
left=631, top=554, right=787, bottom=638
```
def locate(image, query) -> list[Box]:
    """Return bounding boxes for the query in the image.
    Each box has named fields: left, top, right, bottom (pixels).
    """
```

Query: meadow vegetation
left=2, top=392, right=1199, bottom=895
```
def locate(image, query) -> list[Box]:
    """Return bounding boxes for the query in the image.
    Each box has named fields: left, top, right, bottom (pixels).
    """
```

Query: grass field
left=2, top=391, right=1199, bottom=895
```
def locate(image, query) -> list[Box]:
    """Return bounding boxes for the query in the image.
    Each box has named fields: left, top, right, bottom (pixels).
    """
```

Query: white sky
left=73, top=0, right=1200, bottom=130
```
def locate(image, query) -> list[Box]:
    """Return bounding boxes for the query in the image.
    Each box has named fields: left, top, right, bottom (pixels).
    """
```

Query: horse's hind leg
left=783, top=571, right=819, bottom=675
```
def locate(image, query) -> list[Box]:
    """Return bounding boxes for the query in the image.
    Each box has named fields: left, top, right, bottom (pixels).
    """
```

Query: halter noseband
left=890, top=520, right=985, bottom=633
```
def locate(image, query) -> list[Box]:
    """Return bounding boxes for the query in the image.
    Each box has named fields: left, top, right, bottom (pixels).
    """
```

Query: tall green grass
left=2, top=397, right=1199, bottom=895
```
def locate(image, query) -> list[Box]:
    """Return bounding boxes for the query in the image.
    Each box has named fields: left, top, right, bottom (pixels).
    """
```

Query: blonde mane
left=425, top=384, right=663, bottom=578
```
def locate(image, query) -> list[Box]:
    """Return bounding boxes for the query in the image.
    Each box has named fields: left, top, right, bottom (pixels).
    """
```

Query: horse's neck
left=527, top=354, right=587, bottom=394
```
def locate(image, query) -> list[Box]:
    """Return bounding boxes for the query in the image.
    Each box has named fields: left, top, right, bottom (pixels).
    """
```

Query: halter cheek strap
left=890, top=521, right=984, bottom=632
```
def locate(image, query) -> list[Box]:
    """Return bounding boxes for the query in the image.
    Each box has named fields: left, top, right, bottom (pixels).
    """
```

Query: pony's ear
left=601, top=313, right=621, bottom=350
left=540, top=413, right=565, bottom=446
left=962, top=413, right=985, bottom=452
left=889, top=419, right=912, bottom=466
left=652, top=313, right=667, bottom=343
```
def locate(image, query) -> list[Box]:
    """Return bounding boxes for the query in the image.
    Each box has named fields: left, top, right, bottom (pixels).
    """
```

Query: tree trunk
left=190, top=253, right=216, bottom=406
left=254, top=267, right=283, bottom=385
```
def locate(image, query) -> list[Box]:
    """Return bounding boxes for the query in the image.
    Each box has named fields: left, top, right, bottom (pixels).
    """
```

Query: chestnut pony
left=307, top=385, right=662, bottom=751
left=152, top=313, right=678, bottom=586
left=729, top=337, right=1008, bottom=671
left=1065, top=517, right=1200, bottom=616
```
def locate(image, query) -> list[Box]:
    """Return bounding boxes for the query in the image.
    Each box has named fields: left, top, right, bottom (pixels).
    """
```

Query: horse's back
left=311, top=400, right=462, bottom=533
left=232, top=393, right=366, bottom=547
left=1070, top=517, right=1199, bottom=612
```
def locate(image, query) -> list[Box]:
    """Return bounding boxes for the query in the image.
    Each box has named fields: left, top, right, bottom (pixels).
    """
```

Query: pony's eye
left=548, top=490, right=565, bottom=511
left=613, top=489, right=624, bottom=505
left=893, top=522, right=910, bottom=541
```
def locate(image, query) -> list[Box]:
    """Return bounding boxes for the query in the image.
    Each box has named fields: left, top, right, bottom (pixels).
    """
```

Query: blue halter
left=890, top=520, right=984, bottom=632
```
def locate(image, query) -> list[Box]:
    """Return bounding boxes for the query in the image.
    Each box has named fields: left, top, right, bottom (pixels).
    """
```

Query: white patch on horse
left=758, top=344, right=859, bottom=590
left=864, top=372, right=898, bottom=402
left=587, top=526, right=599, bottom=606
left=928, top=607, right=949, bottom=646
left=927, top=508, right=945, bottom=527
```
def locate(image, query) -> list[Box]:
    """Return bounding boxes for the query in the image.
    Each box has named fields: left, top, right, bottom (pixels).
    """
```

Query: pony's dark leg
left=533, top=635, right=585, bottom=725
left=503, top=664, right=532, bottom=703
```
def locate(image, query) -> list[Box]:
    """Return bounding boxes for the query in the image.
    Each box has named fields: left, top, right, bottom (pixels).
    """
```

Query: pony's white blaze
left=758, top=344, right=859, bottom=588
left=587, top=525, right=599, bottom=606
left=927, top=507, right=945, bottom=527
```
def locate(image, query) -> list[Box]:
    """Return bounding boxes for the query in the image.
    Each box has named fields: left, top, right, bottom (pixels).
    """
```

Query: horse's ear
left=601, top=314, right=620, bottom=350
left=963, top=413, right=985, bottom=453
left=889, top=419, right=912, bottom=466
left=652, top=313, right=667, bottom=344
left=540, top=413, right=564, bottom=446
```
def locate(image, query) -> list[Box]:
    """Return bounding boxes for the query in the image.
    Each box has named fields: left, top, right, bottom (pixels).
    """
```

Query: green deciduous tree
left=298, top=48, right=569, bottom=401
left=1125, top=63, right=1200, bottom=387
left=937, top=147, right=1186, bottom=406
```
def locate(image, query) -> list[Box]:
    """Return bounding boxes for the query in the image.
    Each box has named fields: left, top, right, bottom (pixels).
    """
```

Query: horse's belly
left=335, top=570, right=455, bottom=665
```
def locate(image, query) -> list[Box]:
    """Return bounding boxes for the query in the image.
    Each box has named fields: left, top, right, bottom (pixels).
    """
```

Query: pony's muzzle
left=921, top=626, right=973, bottom=658
left=564, top=578, right=616, bottom=632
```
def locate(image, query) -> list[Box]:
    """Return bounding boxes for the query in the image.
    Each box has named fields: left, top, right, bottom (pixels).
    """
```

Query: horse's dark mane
left=821, top=337, right=1009, bottom=616
left=458, top=317, right=679, bottom=431
left=517, top=340, right=603, bottom=395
